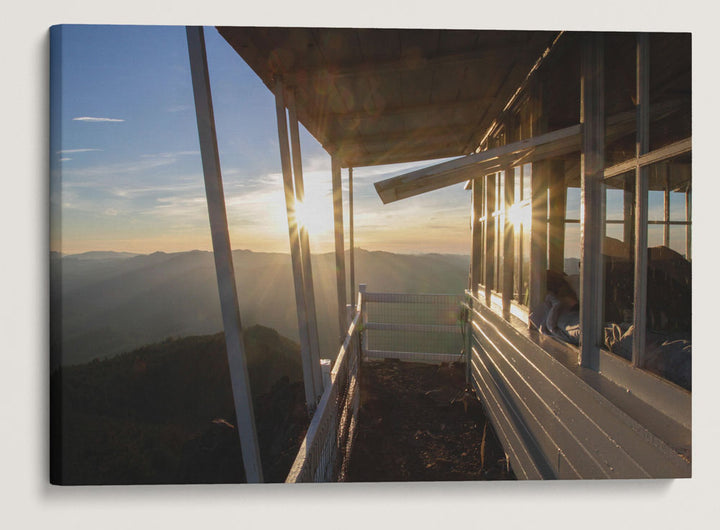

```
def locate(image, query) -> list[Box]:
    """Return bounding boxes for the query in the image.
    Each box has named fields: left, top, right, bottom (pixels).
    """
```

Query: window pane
left=606, top=188, right=625, bottom=222
left=496, top=212, right=504, bottom=291
left=669, top=225, right=688, bottom=258
left=521, top=221, right=530, bottom=305
left=648, top=224, right=664, bottom=248
left=522, top=163, right=532, bottom=201
left=643, top=159, right=692, bottom=390
left=648, top=190, right=664, bottom=222
left=605, top=223, right=624, bottom=241
left=566, top=187, right=581, bottom=220
left=669, top=191, right=687, bottom=221
left=602, top=174, right=635, bottom=346
left=497, top=172, right=505, bottom=212
left=564, top=223, right=580, bottom=276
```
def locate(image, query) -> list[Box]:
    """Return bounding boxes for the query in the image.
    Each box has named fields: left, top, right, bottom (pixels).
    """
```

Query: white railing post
left=320, top=359, right=332, bottom=393
left=465, top=292, right=473, bottom=386
left=346, top=303, right=355, bottom=360
left=359, top=284, right=368, bottom=360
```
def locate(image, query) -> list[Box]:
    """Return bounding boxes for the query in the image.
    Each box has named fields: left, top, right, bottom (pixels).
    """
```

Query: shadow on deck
left=347, top=359, right=515, bottom=482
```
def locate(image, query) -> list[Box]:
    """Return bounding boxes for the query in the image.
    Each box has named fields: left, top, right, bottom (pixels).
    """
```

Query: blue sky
left=50, top=25, right=471, bottom=255
left=49, top=24, right=689, bottom=259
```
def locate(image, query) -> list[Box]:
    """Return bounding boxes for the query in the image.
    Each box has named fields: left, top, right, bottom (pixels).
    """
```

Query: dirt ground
left=347, top=359, right=515, bottom=482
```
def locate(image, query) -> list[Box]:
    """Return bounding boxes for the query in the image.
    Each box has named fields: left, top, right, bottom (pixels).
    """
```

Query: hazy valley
left=52, top=249, right=470, bottom=367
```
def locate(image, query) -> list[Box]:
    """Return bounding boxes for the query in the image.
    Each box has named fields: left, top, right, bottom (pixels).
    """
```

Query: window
left=494, top=172, right=505, bottom=292
left=602, top=172, right=636, bottom=351
left=514, top=164, right=532, bottom=305
left=642, top=157, right=691, bottom=389
left=564, top=186, right=581, bottom=275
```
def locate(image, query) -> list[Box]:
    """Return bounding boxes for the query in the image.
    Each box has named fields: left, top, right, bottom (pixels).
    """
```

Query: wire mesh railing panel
left=286, top=302, right=362, bottom=483
left=364, top=292, right=464, bottom=361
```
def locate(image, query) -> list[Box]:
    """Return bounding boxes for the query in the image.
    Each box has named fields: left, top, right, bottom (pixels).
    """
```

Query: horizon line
left=54, top=247, right=474, bottom=258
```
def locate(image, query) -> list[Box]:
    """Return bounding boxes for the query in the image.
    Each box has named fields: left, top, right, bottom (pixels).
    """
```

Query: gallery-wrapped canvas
left=50, top=25, right=691, bottom=484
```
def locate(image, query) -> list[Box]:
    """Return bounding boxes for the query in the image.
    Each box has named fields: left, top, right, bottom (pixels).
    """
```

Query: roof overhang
left=217, top=27, right=558, bottom=168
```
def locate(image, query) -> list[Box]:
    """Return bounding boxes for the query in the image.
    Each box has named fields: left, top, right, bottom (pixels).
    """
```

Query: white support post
left=471, top=178, right=483, bottom=296
left=502, top=164, right=515, bottom=320
left=349, top=167, right=356, bottom=307
left=529, top=79, right=548, bottom=317
left=186, top=26, right=263, bottom=483
left=579, top=33, right=605, bottom=371
left=632, top=33, right=650, bottom=368
left=287, top=90, right=324, bottom=400
left=332, top=157, right=348, bottom=345
left=273, top=78, right=317, bottom=412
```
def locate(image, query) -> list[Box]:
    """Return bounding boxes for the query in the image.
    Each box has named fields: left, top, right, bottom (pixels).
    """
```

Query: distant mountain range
left=51, top=249, right=470, bottom=367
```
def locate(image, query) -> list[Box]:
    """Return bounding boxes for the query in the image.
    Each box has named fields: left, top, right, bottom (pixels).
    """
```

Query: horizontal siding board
left=470, top=345, right=550, bottom=479
left=474, top=318, right=644, bottom=478
left=474, top=329, right=590, bottom=478
left=469, top=301, right=690, bottom=478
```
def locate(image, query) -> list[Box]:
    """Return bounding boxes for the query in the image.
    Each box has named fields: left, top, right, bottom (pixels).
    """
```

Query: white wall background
left=2, top=2, right=716, bottom=528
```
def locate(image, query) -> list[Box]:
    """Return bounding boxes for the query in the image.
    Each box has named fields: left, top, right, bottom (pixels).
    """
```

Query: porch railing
left=363, top=290, right=465, bottom=364
left=285, top=289, right=363, bottom=483
left=285, top=286, right=466, bottom=483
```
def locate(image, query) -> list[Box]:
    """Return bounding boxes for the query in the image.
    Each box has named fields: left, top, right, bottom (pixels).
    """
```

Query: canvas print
left=50, top=25, right=691, bottom=484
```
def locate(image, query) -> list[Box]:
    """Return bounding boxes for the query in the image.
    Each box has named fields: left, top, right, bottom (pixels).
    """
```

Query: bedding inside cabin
left=528, top=246, right=691, bottom=391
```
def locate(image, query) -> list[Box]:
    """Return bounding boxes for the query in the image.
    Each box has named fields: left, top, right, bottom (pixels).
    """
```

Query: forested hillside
left=51, top=325, right=308, bottom=484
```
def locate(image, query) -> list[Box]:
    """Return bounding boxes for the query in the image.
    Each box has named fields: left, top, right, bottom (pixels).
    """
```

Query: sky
left=49, top=24, right=689, bottom=259
left=50, top=24, right=471, bottom=256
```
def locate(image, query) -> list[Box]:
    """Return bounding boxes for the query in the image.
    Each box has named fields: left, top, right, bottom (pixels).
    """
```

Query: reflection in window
left=601, top=173, right=636, bottom=350
left=563, top=187, right=581, bottom=276
left=643, top=159, right=691, bottom=389
left=602, top=158, right=691, bottom=390
left=494, top=172, right=505, bottom=292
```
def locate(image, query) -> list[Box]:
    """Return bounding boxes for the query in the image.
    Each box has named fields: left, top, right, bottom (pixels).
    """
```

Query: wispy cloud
left=109, top=182, right=203, bottom=199
left=60, top=157, right=71, bottom=162
left=167, top=105, right=190, bottom=113
left=61, top=153, right=195, bottom=183
left=57, top=148, right=103, bottom=154
left=73, top=116, right=125, bottom=123
left=140, top=151, right=198, bottom=159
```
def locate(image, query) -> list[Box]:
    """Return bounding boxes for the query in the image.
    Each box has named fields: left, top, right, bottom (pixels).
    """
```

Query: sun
left=295, top=192, right=333, bottom=239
